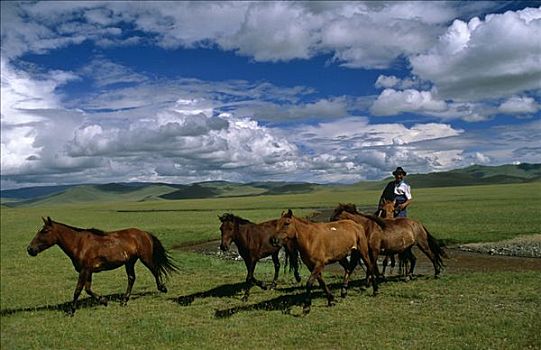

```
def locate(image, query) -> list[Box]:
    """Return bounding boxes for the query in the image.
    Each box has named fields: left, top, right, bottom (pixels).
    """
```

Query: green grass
left=1, top=182, right=540, bottom=349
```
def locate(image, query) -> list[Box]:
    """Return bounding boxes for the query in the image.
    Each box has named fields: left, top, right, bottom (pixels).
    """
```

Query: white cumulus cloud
left=411, top=7, right=541, bottom=101
left=371, top=89, right=447, bottom=116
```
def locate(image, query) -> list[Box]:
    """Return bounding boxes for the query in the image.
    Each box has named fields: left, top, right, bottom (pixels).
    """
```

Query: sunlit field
left=1, top=183, right=540, bottom=349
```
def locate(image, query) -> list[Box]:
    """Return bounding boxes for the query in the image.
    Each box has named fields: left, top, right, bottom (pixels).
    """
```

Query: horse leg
left=389, top=254, right=396, bottom=275
left=316, top=274, right=335, bottom=307
left=140, top=257, right=167, bottom=293
left=121, top=261, right=136, bottom=306
left=338, top=257, right=351, bottom=298
left=304, top=265, right=323, bottom=314
left=407, top=250, right=416, bottom=279
left=381, top=255, right=389, bottom=277
left=363, top=249, right=379, bottom=296
left=69, top=270, right=89, bottom=315
left=270, top=252, right=280, bottom=289
left=242, top=260, right=265, bottom=302
left=340, top=251, right=360, bottom=298
left=417, top=241, right=439, bottom=277
left=84, top=273, right=108, bottom=306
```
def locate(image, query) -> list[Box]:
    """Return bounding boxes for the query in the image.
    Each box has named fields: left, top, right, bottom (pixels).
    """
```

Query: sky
left=1, top=1, right=540, bottom=189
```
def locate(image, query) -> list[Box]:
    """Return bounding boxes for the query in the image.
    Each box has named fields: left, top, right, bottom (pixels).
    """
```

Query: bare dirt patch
left=175, top=239, right=541, bottom=276
left=457, top=234, right=541, bottom=258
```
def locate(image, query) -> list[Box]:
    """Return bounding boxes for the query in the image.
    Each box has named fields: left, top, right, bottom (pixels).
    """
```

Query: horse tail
left=283, top=245, right=300, bottom=274
left=423, top=225, right=448, bottom=271
left=150, top=234, right=179, bottom=279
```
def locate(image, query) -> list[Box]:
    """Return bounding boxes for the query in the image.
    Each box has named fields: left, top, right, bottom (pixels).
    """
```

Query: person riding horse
left=378, top=167, right=412, bottom=218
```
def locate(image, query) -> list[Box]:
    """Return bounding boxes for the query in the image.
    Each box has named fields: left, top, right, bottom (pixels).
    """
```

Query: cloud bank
left=1, top=2, right=540, bottom=189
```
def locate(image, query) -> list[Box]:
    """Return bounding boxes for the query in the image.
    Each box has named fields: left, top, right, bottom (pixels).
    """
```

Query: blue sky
left=1, top=1, right=540, bottom=189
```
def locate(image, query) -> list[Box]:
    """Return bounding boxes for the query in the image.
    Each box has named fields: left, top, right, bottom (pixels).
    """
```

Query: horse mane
left=54, top=220, right=108, bottom=236
left=218, top=213, right=252, bottom=225
left=291, top=215, right=313, bottom=225
left=335, top=203, right=387, bottom=229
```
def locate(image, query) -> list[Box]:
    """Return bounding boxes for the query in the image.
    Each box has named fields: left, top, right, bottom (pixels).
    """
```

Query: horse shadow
left=174, top=277, right=377, bottom=318
left=210, top=274, right=427, bottom=318
left=213, top=279, right=370, bottom=318
left=0, top=291, right=158, bottom=317
left=172, top=282, right=252, bottom=306
left=214, top=292, right=311, bottom=318
left=172, top=278, right=316, bottom=307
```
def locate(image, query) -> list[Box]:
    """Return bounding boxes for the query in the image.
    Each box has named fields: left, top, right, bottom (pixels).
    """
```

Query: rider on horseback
left=378, top=167, right=412, bottom=217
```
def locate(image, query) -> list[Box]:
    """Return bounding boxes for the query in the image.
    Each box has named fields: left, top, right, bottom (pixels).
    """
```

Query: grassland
left=1, top=182, right=540, bottom=349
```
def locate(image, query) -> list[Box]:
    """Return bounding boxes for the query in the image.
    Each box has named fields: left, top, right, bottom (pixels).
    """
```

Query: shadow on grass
left=172, top=282, right=248, bottom=306
left=0, top=291, right=158, bottom=317
left=214, top=292, right=313, bottom=318
left=212, top=274, right=430, bottom=318
left=172, top=273, right=427, bottom=317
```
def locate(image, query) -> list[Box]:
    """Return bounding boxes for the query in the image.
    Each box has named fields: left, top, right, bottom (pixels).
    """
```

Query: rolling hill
left=1, top=163, right=539, bottom=206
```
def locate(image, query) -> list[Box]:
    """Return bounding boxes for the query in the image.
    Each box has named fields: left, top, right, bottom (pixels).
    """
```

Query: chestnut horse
left=218, top=213, right=301, bottom=302
left=331, top=203, right=447, bottom=279
left=27, top=217, right=178, bottom=315
left=271, top=210, right=378, bottom=314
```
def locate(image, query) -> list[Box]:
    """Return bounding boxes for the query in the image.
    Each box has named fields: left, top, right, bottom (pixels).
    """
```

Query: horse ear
left=286, top=209, right=293, bottom=217
left=47, top=216, right=52, bottom=225
left=42, top=217, right=48, bottom=225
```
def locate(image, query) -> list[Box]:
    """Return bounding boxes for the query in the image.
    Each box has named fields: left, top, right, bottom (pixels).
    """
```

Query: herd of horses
left=26, top=201, right=447, bottom=315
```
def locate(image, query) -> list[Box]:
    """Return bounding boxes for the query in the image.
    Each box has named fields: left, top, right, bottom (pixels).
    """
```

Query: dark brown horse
left=271, top=210, right=378, bottom=314
left=331, top=203, right=447, bottom=279
left=218, top=213, right=301, bottom=301
left=27, top=217, right=178, bottom=315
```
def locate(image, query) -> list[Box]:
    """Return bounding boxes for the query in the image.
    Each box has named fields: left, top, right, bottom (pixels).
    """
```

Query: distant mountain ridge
left=2, top=163, right=539, bottom=206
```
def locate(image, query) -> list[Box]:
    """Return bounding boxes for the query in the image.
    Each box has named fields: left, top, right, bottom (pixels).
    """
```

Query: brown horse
left=379, top=199, right=400, bottom=219
left=331, top=203, right=447, bottom=279
left=375, top=201, right=407, bottom=276
left=271, top=209, right=377, bottom=314
left=218, top=213, right=301, bottom=301
left=27, top=217, right=178, bottom=315
left=330, top=205, right=413, bottom=279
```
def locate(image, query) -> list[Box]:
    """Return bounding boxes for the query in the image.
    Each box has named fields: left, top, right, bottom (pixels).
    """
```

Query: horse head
left=380, top=200, right=396, bottom=218
left=218, top=213, right=237, bottom=251
left=27, top=217, right=58, bottom=256
left=271, top=209, right=295, bottom=247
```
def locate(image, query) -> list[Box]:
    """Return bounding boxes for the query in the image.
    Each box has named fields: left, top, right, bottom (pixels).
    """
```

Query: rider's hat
left=392, top=167, right=407, bottom=176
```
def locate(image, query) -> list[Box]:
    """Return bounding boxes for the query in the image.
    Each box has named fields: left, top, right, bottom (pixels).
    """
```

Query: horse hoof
left=340, top=289, right=347, bottom=298
left=99, top=297, right=108, bottom=306
left=158, top=285, right=168, bottom=293
left=295, top=275, right=302, bottom=283
left=66, top=308, right=76, bottom=317
left=120, top=300, right=128, bottom=307
left=302, top=306, right=311, bottom=314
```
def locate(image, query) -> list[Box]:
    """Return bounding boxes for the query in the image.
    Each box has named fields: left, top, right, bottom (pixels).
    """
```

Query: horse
left=27, top=217, right=178, bottom=315
left=218, top=213, right=301, bottom=302
left=330, top=204, right=413, bottom=279
left=374, top=201, right=403, bottom=276
left=379, top=199, right=401, bottom=219
left=271, top=209, right=378, bottom=314
left=331, top=203, right=447, bottom=279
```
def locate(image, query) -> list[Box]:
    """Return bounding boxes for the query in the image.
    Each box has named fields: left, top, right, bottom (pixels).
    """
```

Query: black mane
left=218, top=213, right=252, bottom=225
left=55, top=221, right=108, bottom=236
left=334, top=203, right=387, bottom=229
